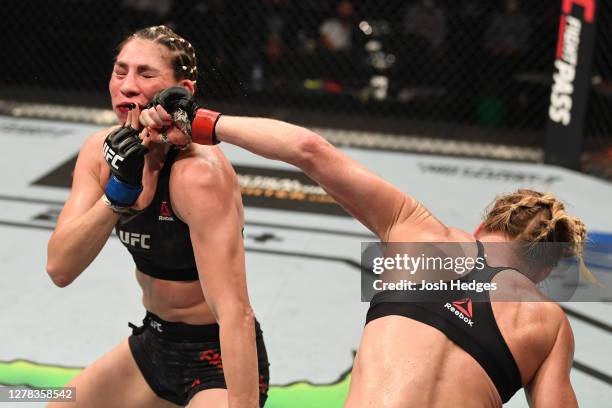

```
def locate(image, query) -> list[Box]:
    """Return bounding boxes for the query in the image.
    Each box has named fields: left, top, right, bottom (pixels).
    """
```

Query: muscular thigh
left=46, top=338, right=178, bottom=408
left=187, top=388, right=228, bottom=408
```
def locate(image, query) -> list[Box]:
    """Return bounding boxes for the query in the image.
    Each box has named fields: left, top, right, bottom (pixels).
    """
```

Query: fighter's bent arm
left=46, top=131, right=118, bottom=287
left=171, top=157, right=259, bottom=408
left=216, top=116, right=422, bottom=240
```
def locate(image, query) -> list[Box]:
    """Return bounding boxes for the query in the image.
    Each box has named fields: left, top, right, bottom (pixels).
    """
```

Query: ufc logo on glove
left=103, top=143, right=125, bottom=170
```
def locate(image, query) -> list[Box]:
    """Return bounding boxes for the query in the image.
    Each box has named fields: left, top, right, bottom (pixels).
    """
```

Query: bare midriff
left=135, top=269, right=216, bottom=325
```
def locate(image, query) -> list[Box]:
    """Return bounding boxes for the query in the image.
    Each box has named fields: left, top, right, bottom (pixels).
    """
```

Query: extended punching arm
left=147, top=87, right=221, bottom=146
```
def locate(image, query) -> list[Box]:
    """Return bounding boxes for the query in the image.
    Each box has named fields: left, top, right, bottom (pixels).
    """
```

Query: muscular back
left=348, top=213, right=570, bottom=407
left=352, top=277, right=566, bottom=407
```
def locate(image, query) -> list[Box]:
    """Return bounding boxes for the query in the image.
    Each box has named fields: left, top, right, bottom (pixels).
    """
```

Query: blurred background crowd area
left=1, top=0, right=611, bottom=178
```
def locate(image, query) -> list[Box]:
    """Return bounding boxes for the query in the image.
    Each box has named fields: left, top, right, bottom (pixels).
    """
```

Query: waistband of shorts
left=138, top=311, right=261, bottom=341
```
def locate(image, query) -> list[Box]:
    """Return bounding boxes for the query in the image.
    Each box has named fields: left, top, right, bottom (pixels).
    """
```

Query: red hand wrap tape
left=191, top=109, right=221, bottom=145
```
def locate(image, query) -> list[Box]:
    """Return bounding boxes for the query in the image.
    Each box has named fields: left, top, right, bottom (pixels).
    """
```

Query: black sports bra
left=367, top=241, right=522, bottom=402
left=115, top=149, right=198, bottom=281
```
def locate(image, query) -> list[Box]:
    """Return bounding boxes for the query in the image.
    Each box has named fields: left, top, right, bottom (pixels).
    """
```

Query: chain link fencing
left=582, top=1, right=612, bottom=179
left=0, top=0, right=609, bottom=176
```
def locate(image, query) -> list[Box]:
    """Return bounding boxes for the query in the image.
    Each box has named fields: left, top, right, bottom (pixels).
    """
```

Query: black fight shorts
left=128, top=312, right=270, bottom=407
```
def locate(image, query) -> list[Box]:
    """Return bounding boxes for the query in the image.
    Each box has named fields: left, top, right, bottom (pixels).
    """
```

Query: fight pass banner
left=545, top=0, right=598, bottom=169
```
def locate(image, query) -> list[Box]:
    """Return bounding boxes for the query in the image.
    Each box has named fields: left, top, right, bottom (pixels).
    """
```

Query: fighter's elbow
left=214, top=301, right=255, bottom=326
left=46, top=262, right=74, bottom=288
left=295, top=130, right=330, bottom=172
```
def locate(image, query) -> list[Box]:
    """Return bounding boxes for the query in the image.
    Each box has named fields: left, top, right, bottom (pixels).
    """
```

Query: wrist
left=104, top=175, right=142, bottom=208
left=191, top=108, right=221, bottom=145
left=101, top=195, right=130, bottom=214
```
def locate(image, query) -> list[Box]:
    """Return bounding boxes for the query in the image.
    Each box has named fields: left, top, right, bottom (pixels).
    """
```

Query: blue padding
left=588, top=232, right=612, bottom=244
left=105, top=175, right=142, bottom=206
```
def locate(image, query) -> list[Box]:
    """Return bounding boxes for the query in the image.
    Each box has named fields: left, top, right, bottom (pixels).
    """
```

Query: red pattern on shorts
left=259, top=375, right=268, bottom=394
left=199, top=349, right=223, bottom=369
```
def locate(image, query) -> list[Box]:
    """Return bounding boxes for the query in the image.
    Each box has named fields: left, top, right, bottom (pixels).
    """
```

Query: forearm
left=215, top=115, right=325, bottom=169
left=218, top=310, right=259, bottom=408
left=527, top=387, right=577, bottom=408
left=215, top=114, right=398, bottom=237
left=47, top=198, right=119, bottom=287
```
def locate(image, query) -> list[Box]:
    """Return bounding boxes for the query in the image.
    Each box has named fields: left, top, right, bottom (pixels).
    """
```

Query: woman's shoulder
left=168, top=145, right=242, bottom=221
left=168, top=145, right=238, bottom=199
left=389, top=223, right=473, bottom=243
left=80, top=126, right=117, bottom=153
left=75, top=126, right=120, bottom=171
left=173, top=145, right=235, bottom=180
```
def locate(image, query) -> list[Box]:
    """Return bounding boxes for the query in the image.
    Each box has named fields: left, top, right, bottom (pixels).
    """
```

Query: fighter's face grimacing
left=109, top=38, right=192, bottom=125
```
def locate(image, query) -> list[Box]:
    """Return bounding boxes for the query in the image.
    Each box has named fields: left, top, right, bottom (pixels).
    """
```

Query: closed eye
left=113, top=64, right=127, bottom=77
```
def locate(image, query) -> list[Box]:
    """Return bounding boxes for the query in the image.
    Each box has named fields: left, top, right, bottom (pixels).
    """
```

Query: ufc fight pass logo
left=549, top=0, right=596, bottom=126
left=103, top=142, right=125, bottom=170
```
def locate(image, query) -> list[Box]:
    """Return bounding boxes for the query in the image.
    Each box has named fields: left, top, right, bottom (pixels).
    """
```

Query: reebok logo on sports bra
left=158, top=201, right=175, bottom=222
left=444, top=298, right=474, bottom=327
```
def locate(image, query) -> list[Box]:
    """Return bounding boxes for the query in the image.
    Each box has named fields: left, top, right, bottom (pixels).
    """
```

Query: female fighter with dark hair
left=46, top=27, right=269, bottom=408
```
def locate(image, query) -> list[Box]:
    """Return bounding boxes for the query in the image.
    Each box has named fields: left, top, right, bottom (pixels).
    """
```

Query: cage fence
left=0, top=1, right=609, bottom=176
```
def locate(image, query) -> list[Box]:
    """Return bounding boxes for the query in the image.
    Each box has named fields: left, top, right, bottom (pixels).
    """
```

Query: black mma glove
left=147, top=87, right=221, bottom=145
left=102, top=126, right=149, bottom=212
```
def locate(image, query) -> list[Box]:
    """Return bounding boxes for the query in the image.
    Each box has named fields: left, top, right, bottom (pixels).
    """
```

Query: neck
left=475, top=231, right=547, bottom=282
left=474, top=231, right=515, bottom=268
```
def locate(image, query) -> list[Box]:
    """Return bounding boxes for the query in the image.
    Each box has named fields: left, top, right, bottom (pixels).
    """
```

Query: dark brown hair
left=118, top=25, right=198, bottom=83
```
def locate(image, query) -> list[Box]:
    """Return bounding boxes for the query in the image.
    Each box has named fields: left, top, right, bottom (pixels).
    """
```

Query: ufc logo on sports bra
left=118, top=231, right=151, bottom=249
left=103, top=143, right=125, bottom=170
left=149, top=320, right=163, bottom=333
